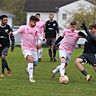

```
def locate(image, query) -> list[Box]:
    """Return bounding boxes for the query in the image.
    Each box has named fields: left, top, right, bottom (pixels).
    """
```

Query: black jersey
left=0, top=24, right=15, bottom=47
left=83, top=31, right=96, bottom=54
left=44, top=20, right=59, bottom=38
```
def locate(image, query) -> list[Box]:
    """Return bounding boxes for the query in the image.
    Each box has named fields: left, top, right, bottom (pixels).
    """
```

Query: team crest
left=5, top=29, right=9, bottom=33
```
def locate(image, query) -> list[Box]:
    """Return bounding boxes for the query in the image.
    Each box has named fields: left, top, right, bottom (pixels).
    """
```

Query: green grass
left=0, top=47, right=96, bottom=96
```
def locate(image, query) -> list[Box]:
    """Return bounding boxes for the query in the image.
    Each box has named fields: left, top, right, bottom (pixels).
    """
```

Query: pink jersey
left=13, top=25, right=40, bottom=51
left=36, top=20, right=45, bottom=38
left=59, top=29, right=80, bottom=54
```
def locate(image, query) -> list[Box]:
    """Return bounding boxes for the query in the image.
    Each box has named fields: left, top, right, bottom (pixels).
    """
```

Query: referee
left=0, top=15, right=15, bottom=77
left=44, top=13, right=59, bottom=62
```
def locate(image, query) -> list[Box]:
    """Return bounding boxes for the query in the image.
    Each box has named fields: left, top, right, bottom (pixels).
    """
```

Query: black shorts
left=79, top=53, right=96, bottom=66
left=0, top=47, right=9, bottom=56
left=46, top=38, right=56, bottom=46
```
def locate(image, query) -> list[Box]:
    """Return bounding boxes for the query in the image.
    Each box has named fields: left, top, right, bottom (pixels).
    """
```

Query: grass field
left=0, top=47, right=96, bottom=96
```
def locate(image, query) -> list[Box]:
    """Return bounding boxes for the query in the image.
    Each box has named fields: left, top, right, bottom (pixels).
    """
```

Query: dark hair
left=70, top=21, right=77, bottom=25
left=35, top=13, right=40, bottom=16
left=89, top=23, right=96, bottom=29
left=0, top=15, right=8, bottom=20
left=29, top=15, right=39, bottom=21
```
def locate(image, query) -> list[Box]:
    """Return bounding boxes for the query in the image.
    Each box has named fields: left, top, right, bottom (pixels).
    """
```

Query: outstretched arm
left=55, top=36, right=63, bottom=45
left=81, top=23, right=96, bottom=41
left=78, top=31, right=86, bottom=38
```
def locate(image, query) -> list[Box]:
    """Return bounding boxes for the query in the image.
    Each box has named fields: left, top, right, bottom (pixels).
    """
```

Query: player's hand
left=81, top=23, right=87, bottom=31
left=8, top=32, right=13, bottom=36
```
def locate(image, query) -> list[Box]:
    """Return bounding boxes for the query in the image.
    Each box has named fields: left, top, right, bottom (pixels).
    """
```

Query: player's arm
left=55, top=36, right=63, bottom=45
left=78, top=31, right=86, bottom=38
left=55, top=21, right=59, bottom=34
left=44, top=21, right=47, bottom=33
left=81, top=23, right=96, bottom=41
left=9, top=27, right=15, bottom=52
left=10, top=32, right=15, bottom=52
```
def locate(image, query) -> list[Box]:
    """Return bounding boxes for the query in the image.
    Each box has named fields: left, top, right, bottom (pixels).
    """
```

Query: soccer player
left=51, top=21, right=86, bottom=79
left=0, top=15, right=15, bottom=77
left=75, top=23, right=96, bottom=81
left=35, top=13, right=45, bottom=62
left=44, top=13, right=59, bottom=62
left=10, top=15, right=40, bottom=82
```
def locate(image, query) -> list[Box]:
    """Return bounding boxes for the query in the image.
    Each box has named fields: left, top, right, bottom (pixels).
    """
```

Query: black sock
left=1, top=60, right=6, bottom=74
left=48, top=49, right=52, bottom=59
left=53, top=48, right=56, bottom=58
left=2, top=59, right=10, bottom=72
left=81, top=70, right=88, bottom=76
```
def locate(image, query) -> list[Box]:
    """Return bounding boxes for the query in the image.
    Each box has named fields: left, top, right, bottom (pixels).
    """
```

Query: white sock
left=60, top=62, right=66, bottom=77
left=27, top=63, right=33, bottom=79
left=53, top=65, right=60, bottom=73
left=38, top=48, right=42, bottom=58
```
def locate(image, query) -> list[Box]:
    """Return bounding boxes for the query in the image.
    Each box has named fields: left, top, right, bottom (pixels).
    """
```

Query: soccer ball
left=59, top=75, right=69, bottom=84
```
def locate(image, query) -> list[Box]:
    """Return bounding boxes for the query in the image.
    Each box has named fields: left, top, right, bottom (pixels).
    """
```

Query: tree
left=0, top=0, right=26, bottom=25
left=70, top=2, right=96, bottom=28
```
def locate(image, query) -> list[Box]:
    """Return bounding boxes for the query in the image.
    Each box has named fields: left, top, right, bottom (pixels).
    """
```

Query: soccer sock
left=38, top=48, right=42, bottom=59
left=2, top=59, right=10, bottom=72
left=60, top=62, right=66, bottom=77
left=1, top=59, right=6, bottom=74
left=27, top=63, right=33, bottom=79
left=81, top=70, right=88, bottom=76
left=53, top=48, right=56, bottom=58
left=48, top=49, right=52, bottom=59
left=53, top=65, right=60, bottom=73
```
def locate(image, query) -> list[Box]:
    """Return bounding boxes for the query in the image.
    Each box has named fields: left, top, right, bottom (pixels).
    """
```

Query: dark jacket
left=44, top=20, right=59, bottom=38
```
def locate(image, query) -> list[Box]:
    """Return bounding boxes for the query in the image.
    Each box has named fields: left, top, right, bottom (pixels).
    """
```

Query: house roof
left=24, top=0, right=78, bottom=12
left=0, top=10, right=15, bottom=18
left=24, top=0, right=95, bottom=12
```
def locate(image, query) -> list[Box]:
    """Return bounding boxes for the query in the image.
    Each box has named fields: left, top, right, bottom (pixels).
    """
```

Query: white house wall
left=8, top=17, right=13, bottom=27
left=26, top=12, right=58, bottom=24
left=58, top=0, right=94, bottom=28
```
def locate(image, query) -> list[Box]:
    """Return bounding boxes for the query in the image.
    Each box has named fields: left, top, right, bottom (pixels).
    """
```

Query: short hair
left=89, top=23, right=96, bottom=29
left=0, top=15, right=8, bottom=20
left=29, top=15, right=39, bottom=21
left=35, top=13, right=40, bottom=16
left=70, top=21, right=77, bottom=25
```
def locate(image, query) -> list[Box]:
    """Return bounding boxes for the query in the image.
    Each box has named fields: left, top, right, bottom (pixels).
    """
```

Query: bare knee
left=75, top=58, right=82, bottom=65
left=26, top=55, right=34, bottom=63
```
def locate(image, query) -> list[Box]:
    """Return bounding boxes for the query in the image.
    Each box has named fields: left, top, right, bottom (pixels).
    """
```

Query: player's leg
left=23, top=50, right=35, bottom=82
left=92, top=65, right=96, bottom=72
left=52, top=38, right=57, bottom=62
left=59, top=50, right=67, bottom=77
left=0, top=47, right=5, bottom=77
left=38, top=48, right=42, bottom=62
left=91, top=55, right=96, bottom=72
left=52, top=65, right=60, bottom=78
left=46, top=39, right=53, bottom=61
left=1, top=47, right=11, bottom=77
left=75, top=56, right=91, bottom=81
left=37, top=39, right=43, bottom=62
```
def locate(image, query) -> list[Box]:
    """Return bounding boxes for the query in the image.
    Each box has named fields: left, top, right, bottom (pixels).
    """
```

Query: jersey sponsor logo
left=0, top=36, right=6, bottom=38
left=53, top=23, right=56, bottom=26
left=5, top=29, right=9, bottom=33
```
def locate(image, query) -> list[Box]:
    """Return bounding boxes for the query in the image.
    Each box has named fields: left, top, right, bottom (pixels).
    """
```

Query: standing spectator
left=0, top=15, right=15, bottom=77
left=35, top=13, right=45, bottom=62
left=75, top=23, right=96, bottom=81
left=44, top=13, right=59, bottom=62
left=10, top=15, right=40, bottom=83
